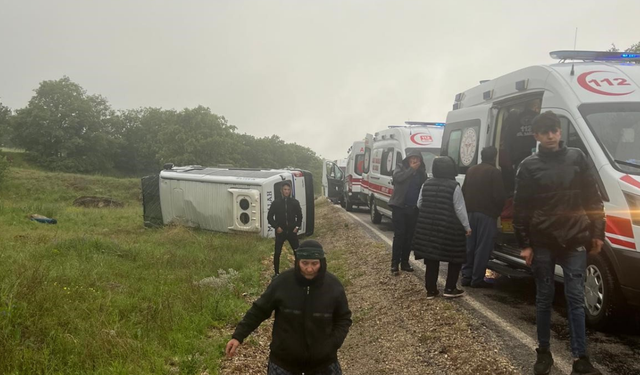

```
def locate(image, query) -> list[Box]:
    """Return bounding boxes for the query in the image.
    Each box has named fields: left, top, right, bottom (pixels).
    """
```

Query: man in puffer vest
left=225, top=240, right=352, bottom=375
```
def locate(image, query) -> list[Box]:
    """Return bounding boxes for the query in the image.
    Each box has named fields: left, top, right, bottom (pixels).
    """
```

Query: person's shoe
left=471, top=280, right=494, bottom=289
left=391, top=268, right=400, bottom=276
left=443, top=288, right=465, bottom=298
left=571, top=356, right=601, bottom=375
left=271, top=273, right=279, bottom=280
left=426, top=290, right=439, bottom=300
left=400, top=263, right=414, bottom=272
left=461, top=279, right=471, bottom=287
left=533, top=347, right=553, bottom=375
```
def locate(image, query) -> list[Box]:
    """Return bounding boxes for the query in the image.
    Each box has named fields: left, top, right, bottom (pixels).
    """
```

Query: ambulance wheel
left=370, top=200, right=382, bottom=224
left=345, top=196, right=353, bottom=212
left=584, top=251, right=622, bottom=329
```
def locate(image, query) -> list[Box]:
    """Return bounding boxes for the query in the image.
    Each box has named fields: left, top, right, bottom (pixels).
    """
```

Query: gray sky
left=1, top=0, right=639, bottom=160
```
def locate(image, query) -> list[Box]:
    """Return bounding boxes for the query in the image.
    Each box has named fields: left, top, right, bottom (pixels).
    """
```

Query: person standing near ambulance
left=388, top=150, right=427, bottom=276
left=267, top=182, right=303, bottom=277
left=514, top=111, right=605, bottom=375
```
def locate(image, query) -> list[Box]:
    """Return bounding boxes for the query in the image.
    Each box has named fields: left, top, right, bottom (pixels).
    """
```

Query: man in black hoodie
left=514, top=111, right=605, bottom=375
left=387, top=150, right=427, bottom=276
left=267, top=182, right=303, bottom=276
left=225, top=240, right=352, bottom=375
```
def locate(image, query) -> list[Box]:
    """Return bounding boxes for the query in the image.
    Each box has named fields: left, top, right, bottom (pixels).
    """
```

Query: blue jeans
left=532, top=246, right=587, bottom=358
left=462, top=212, right=497, bottom=285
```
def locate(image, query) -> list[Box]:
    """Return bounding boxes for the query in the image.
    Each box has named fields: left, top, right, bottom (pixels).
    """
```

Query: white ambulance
left=343, top=141, right=368, bottom=211
left=442, top=50, right=640, bottom=327
left=142, top=165, right=315, bottom=238
left=362, top=122, right=445, bottom=223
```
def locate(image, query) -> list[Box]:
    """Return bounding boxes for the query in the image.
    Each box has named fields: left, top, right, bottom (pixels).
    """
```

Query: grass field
left=0, top=155, right=283, bottom=374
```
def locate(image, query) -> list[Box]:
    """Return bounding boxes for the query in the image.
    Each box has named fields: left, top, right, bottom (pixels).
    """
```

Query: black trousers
left=425, top=260, right=462, bottom=293
left=274, top=231, right=299, bottom=274
left=391, top=206, right=418, bottom=269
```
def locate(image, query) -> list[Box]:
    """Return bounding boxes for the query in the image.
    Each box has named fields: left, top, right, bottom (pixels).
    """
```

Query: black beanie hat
left=296, top=240, right=325, bottom=259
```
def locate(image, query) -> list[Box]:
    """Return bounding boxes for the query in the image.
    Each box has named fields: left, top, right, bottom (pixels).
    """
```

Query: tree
left=11, top=77, right=117, bottom=173
left=0, top=101, right=11, bottom=147
left=608, top=41, right=640, bottom=63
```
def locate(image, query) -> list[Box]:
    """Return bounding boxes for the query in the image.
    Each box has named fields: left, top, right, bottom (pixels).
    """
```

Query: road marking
left=346, top=211, right=574, bottom=375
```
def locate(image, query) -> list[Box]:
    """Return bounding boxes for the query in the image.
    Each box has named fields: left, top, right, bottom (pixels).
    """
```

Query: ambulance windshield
left=579, top=102, right=640, bottom=175
left=405, top=147, right=440, bottom=176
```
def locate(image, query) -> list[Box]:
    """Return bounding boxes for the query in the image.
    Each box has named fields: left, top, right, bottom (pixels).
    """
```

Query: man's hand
left=225, top=339, right=240, bottom=358
left=409, top=158, right=420, bottom=170
left=276, top=227, right=283, bottom=234
left=520, top=247, right=534, bottom=266
left=293, top=227, right=299, bottom=233
left=590, top=239, right=603, bottom=255
left=465, top=229, right=472, bottom=237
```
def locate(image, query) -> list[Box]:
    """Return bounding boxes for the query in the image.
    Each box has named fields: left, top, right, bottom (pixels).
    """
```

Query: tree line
left=0, top=77, right=323, bottom=184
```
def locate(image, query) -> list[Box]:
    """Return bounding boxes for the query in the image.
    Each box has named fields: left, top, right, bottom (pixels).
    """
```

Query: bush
left=0, top=154, right=9, bottom=186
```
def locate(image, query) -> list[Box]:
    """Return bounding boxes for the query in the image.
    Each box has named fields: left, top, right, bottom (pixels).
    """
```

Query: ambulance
left=343, top=141, right=368, bottom=211
left=362, top=122, right=445, bottom=223
left=442, top=50, right=640, bottom=327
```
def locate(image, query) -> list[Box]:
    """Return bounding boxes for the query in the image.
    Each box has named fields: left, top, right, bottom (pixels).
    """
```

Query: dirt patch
left=73, top=196, right=124, bottom=208
left=220, top=200, right=520, bottom=374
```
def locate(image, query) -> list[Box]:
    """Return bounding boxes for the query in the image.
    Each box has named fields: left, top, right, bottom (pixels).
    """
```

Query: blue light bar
left=550, top=50, right=640, bottom=61
left=404, top=121, right=446, bottom=127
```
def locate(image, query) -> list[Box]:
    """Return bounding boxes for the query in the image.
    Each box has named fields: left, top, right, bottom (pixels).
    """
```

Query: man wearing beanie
left=225, top=240, right=352, bottom=375
left=267, top=181, right=303, bottom=277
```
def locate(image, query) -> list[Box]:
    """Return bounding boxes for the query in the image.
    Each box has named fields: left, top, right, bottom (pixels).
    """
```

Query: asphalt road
left=345, top=206, right=640, bottom=375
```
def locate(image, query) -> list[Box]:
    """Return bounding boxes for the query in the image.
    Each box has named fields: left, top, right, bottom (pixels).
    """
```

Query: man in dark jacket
left=267, top=182, right=303, bottom=276
left=225, top=240, right=352, bottom=375
left=514, top=111, right=605, bottom=375
left=388, top=150, right=427, bottom=276
left=461, top=146, right=506, bottom=288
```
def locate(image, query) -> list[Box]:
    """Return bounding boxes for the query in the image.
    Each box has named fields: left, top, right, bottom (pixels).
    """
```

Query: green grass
left=0, top=164, right=277, bottom=374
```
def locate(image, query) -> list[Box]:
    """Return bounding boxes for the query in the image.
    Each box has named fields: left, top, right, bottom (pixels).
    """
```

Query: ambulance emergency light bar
left=388, top=121, right=445, bottom=129
left=550, top=50, right=640, bottom=61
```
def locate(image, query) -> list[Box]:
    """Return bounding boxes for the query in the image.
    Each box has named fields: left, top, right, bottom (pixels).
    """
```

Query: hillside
left=0, top=158, right=278, bottom=374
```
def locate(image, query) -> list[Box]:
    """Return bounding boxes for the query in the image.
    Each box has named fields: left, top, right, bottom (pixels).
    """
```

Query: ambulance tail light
left=623, top=192, right=640, bottom=226
left=292, top=171, right=303, bottom=177
left=347, top=174, right=353, bottom=192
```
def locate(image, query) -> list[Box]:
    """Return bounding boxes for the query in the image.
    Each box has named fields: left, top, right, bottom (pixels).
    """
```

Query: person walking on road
left=461, top=146, right=506, bottom=288
left=225, top=240, right=352, bottom=375
left=412, top=156, right=471, bottom=299
left=514, top=111, right=605, bottom=375
left=388, top=150, right=427, bottom=276
left=267, top=182, right=303, bottom=277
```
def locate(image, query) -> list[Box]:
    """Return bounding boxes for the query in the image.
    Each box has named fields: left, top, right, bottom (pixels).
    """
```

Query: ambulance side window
left=380, top=148, right=394, bottom=176
left=559, top=116, right=609, bottom=201
left=446, top=130, right=462, bottom=165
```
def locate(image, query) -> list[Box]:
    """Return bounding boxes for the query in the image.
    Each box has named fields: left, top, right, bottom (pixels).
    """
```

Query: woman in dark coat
left=412, top=156, right=472, bottom=299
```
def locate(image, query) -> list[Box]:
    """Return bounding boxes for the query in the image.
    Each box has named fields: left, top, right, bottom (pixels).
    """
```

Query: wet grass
left=0, top=165, right=274, bottom=374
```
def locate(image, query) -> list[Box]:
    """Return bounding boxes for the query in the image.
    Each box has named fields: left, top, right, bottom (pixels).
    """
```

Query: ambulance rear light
left=623, top=192, right=640, bottom=226
left=292, top=171, right=303, bottom=177
left=550, top=50, right=640, bottom=62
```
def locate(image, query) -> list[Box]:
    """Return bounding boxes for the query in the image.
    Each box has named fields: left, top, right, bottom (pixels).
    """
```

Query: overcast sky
left=1, top=0, right=639, bottom=160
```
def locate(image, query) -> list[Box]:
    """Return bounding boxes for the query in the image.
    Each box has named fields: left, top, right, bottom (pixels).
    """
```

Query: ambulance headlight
left=623, top=192, right=640, bottom=226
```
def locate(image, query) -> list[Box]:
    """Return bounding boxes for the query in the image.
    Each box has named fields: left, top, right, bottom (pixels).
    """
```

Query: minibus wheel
left=584, top=251, right=621, bottom=329
left=370, top=199, right=382, bottom=224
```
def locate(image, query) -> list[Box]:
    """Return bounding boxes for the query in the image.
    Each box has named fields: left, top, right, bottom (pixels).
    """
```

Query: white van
left=442, top=50, right=640, bottom=327
left=343, top=141, right=368, bottom=211
left=141, top=165, right=314, bottom=238
left=362, top=122, right=445, bottom=223
left=321, top=158, right=346, bottom=204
